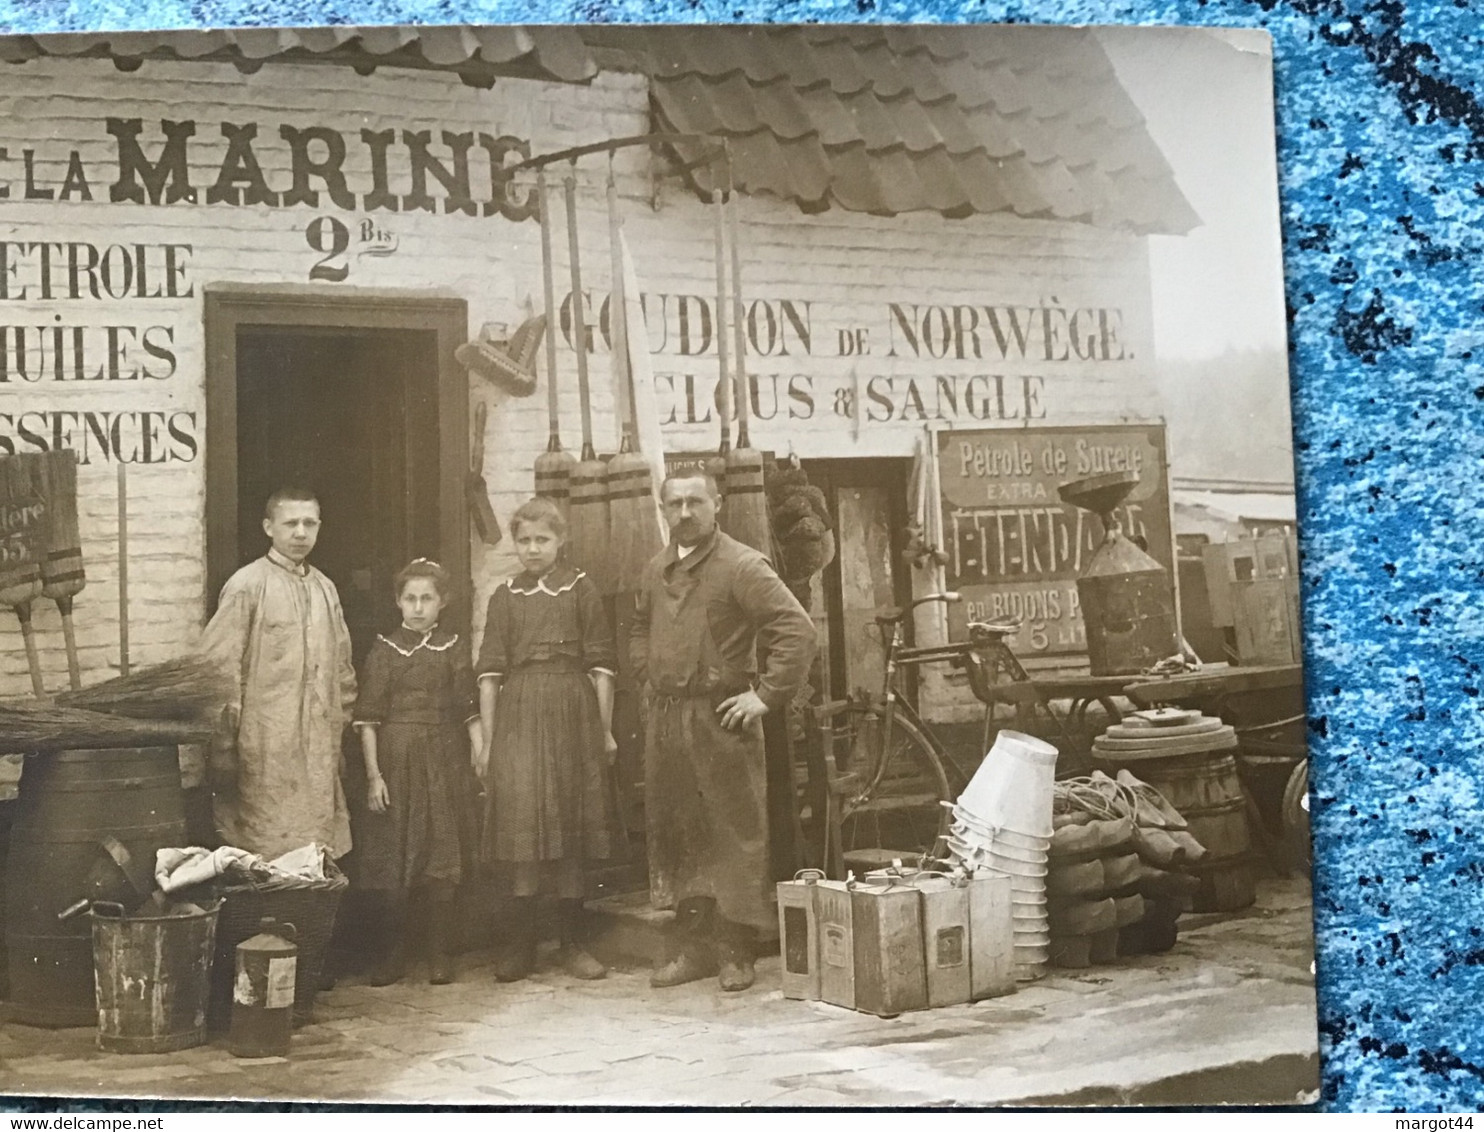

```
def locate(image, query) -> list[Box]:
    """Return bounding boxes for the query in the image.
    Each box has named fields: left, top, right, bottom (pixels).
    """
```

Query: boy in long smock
left=200, top=487, right=357, bottom=861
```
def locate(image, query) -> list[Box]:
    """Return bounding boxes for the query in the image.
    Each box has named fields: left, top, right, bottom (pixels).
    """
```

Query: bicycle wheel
left=1281, top=759, right=1311, bottom=875
left=836, top=703, right=952, bottom=863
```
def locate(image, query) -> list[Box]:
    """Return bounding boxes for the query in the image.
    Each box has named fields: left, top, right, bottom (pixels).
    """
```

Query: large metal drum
left=5, top=747, right=186, bottom=1027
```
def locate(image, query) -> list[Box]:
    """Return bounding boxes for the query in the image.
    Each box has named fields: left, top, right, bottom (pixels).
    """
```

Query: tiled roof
left=585, top=25, right=1199, bottom=234
left=0, top=26, right=598, bottom=86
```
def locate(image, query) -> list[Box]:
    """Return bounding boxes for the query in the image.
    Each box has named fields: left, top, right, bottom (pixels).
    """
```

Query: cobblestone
left=1, top=879, right=1319, bottom=1107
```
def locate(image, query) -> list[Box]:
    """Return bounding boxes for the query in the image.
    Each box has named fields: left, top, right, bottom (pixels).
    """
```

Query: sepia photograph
left=0, top=22, right=1317, bottom=1107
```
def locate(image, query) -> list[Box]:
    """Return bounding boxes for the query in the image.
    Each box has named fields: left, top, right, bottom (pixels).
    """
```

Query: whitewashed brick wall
left=0, top=55, right=1160, bottom=732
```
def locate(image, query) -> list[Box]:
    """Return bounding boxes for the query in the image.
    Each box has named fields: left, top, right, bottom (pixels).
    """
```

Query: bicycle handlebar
left=874, top=593, right=961, bottom=627
left=913, top=592, right=961, bottom=609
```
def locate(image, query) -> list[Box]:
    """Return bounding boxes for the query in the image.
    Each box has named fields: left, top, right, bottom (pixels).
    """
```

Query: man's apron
left=644, top=565, right=772, bottom=932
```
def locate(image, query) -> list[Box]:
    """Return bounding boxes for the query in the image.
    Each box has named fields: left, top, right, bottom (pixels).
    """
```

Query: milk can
left=229, top=918, right=297, bottom=1058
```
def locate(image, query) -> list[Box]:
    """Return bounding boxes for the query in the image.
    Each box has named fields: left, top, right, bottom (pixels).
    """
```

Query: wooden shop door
left=203, top=289, right=469, bottom=660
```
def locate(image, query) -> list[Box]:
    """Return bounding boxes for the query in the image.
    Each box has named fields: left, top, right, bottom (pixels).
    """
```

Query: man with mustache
left=631, top=470, right=817, bottom=992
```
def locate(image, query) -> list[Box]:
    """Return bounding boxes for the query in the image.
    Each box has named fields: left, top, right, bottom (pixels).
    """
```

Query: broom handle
left=58, top=596, right=81, bottom=691
left=117, top=460, right=129, bottom=677
left=15, top=601, right=44, bottom=698
left=564, top=172, right=596, bottom=459
left=712, top=188, right=731, bottom=454
left=538, top=169, right=563, bottom=451
left=607, top=167, right=634, bottom=450
left=726, top=170, right=751, bottom=449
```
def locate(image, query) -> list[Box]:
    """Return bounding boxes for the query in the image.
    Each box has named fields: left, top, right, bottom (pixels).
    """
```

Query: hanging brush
left=562, top=168, right=611, bottom=594
left=467, top=401, right=501, bottom=546
left=706, top=184, right=731, bottom=493
left=533, top=168, right=576, bottom=511
left=0, top=454, right=47, bottom=697
left=604, top=164, right=664, bottom=593
left=39, top=449, right=85, bottom=690
left=721, top=169, right=772, bottom=557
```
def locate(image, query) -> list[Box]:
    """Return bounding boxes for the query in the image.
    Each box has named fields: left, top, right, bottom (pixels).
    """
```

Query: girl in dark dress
left=353, top=559, right=482, bottom=986
left=476, top=498, right=619, bottom=982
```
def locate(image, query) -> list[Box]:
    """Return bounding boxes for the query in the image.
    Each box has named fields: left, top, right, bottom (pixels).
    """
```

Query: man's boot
left=650, top=897, right=718, bottom=988
left=716, top=917, right=757, bottom=993
left=367, top=893, right=408, bottom=987
left=494, top=897, right=538, bottom=983
left=427, top=886, right=456, bottom=985
left=555, top=899, right=606, bottom=980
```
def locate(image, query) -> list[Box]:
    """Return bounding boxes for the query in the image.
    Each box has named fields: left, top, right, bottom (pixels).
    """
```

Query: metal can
left=228, top=917, right=297, bottom=1059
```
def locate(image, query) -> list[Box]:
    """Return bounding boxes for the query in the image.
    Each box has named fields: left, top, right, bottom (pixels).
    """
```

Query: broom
left=562, top=169, right=611, bottom=594
left=705, top=186, right=731, bottom=493
left=0, top=700, right=210, bottom=755
left=55, top=654, right=234, bottom=723
left=722, top=181, right=772, bottom=556
left=1, top=454, right=47, bottom=698
left=533, top=168, right=576, bottom=511
left=604, top=167, right=663, bottom=593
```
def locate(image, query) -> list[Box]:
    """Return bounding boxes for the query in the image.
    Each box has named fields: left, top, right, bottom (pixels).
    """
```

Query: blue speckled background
left=1, top=0, right=1480, bottom=1114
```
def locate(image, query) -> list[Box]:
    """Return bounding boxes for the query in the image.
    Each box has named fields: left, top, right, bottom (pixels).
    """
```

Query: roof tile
left=633, top=25, right=1196, bottom=233
left=0, top=25, right=596, bottom=83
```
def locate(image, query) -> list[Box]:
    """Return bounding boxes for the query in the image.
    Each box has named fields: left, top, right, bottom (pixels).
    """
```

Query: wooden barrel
left=1137, top=754, right=1256, bottom=913
left=5, top=747, right=186, bottom=1028
left=1094, top=750, right=1257, bottom=914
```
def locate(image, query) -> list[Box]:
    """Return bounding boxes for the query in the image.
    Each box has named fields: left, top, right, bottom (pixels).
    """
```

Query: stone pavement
left=0, top=878, right=1319, bottom=1108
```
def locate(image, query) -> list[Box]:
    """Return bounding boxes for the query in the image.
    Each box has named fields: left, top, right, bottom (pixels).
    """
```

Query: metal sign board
left=936, top=423, right=1171, bottom=660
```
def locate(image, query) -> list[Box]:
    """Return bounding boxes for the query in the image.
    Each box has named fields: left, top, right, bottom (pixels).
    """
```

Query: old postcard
left=0, top=23, right=1316, bottom=1107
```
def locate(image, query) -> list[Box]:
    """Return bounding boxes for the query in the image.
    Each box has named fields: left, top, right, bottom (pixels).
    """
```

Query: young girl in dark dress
left=353, top=559, right=482, bottom=986
left=476, top=498, right=620, bottom=982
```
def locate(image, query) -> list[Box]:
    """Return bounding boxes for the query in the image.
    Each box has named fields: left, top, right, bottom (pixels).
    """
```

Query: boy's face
left=263, top=500, right=321, bottom=564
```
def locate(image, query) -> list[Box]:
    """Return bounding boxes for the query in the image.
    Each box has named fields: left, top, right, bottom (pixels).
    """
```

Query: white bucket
left=951, top=807, right=1052, bottom=851
left=949, top=829, right=1048, bottom=866
left=950, top=806, right=1052, bottom=849
left=955, top=730, right=1060, bottom=839
left=991, top=848, right=1050, bottom=872
left=1003, top=866, right=1050, bottom=884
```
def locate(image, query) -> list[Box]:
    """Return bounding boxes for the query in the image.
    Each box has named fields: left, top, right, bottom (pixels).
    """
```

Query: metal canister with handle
left=229, top=918, right=298, bottom=1059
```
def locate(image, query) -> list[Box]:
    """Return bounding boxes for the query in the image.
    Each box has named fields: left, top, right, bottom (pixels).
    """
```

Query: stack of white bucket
left=942, top=730, right=1059, bottom=981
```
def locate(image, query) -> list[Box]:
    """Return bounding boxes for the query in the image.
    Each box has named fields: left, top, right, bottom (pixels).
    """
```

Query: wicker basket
left=191, top=856, right=348, bottom=1030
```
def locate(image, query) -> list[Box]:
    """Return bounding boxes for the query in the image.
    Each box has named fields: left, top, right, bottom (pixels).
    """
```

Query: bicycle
left=810, top=592, right=1038, bottom=870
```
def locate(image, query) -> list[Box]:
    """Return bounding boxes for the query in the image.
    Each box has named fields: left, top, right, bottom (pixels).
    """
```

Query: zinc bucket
left=6, top=746, right=187, bottom=1027
left=91, top=899, right=220, bottom=1054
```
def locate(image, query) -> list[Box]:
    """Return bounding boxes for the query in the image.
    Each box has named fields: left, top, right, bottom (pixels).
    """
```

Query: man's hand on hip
left=717, top=690, right=768, bottom=731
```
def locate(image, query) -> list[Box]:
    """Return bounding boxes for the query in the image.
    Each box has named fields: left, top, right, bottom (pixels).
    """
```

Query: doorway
left=204, top=289, right=469, bottom=658
left=801, top=458, right=915, bottom=704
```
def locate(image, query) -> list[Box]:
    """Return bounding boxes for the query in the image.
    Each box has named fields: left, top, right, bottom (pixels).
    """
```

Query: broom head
left=722, top=446, right=771, bottom=556
left=606, top=448, right=663, bottom=593
left=55, top=655, right=235, bottom=723
left=0, top=700, right=211, bottom=754
left=40, top=449, right=85, bottom=602
left=567, top=454, right=612, bottom=595
left=534, top=444, right=577, bottom=510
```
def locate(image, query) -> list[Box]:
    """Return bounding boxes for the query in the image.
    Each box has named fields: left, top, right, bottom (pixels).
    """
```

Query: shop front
left=0, top=26, right=1193, bottom=719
